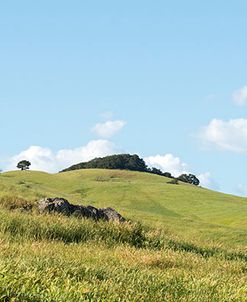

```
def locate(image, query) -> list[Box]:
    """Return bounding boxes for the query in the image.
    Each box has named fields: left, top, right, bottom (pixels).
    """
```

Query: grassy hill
left=0, top=169, right=247, bottom=301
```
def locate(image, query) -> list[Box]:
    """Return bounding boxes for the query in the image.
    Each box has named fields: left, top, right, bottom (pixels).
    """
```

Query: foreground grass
left=0, top=208, right=247, bottom=301
left=1, top=239, right=247, bottom=302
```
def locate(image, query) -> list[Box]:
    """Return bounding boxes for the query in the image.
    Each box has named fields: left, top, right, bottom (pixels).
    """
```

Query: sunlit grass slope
left=1, top=169, right=247, bottom=301
left=0, top=169, right=247, bottom=247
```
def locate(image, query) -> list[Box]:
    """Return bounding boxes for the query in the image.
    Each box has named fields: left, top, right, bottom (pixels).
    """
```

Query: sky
left=0, top=1, right=247, bottom=196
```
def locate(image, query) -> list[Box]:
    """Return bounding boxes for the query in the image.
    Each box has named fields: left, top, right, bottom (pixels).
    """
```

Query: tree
left=177, top=174, right=190, bottom=183
left=150, top=167, right=163, bottom=175
left=163, top=172, right=172, bottom=178
left=177, top=173, right=200, bottom=186
left=188, top=174, right=200, bottom=186
left=17, top=160, right=31, bottom=171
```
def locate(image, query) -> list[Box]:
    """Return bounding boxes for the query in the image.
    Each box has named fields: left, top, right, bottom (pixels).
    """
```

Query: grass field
left=0, top=169, right=247, bottom=301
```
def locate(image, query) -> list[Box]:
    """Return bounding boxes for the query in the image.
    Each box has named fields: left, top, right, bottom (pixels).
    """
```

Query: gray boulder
left=37, top=197, right=125, bottom=223
left=71, top=205, right=99, bottom=220
left=98, top=207, right=126, bottom=222
left=38, top=197, right=72, bottom=215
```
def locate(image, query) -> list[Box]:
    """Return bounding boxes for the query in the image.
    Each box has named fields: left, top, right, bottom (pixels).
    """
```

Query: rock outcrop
left=38, top=197, right=125, bottom=223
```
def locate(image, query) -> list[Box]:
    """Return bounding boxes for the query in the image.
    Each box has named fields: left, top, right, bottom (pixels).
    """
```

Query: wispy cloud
left=232, top=86, right=247, bottom=106
left=101, top=111, right=114, bottom=120
left=92, top=120, right=126, bottom=138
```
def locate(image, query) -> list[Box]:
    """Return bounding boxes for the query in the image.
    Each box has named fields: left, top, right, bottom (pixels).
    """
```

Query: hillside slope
left=0, top=169, right=247, bottom=247
left=1, top=169, right=247, bottom=301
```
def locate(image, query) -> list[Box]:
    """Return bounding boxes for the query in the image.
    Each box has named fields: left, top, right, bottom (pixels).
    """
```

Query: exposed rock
left=71, top=205, right=99, bottom=220
left=98, top=207, right=126, bottom=223
left=38, top=197, right=72, bottom=215
left=37, top=197, right=126, bottom=223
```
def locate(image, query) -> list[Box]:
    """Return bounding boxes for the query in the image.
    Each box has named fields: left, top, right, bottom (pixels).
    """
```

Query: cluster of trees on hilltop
left=61, top=154, right=148, bottom=172
left=147, top=167, right=173, bottom=178
left=60, top=154, right=200, bottom=186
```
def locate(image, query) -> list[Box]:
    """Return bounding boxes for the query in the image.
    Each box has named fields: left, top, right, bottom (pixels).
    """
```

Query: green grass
left=0, top=169, right=247, bottom=301
left=1, top=169, right=247, bottom=247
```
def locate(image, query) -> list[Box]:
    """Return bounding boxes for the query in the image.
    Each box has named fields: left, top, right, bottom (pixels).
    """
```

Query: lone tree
left=17, top=160, right=31, bottom=171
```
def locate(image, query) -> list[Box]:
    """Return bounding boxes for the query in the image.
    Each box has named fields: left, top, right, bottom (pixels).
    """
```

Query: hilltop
left=61, top=153, right=200, bottom=185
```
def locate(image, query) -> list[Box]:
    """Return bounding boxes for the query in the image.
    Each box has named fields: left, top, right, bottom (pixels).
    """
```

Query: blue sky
left=1, top=1, right=247, bottom=195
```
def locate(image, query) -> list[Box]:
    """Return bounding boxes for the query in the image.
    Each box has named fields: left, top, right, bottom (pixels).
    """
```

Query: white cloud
left=199, top=118, right=247, bottom=153
left=197, top=172, right=219, bottom=190
left=7, top=140, right=118, bottom=173
left=101, top=111, right=114, bottom=120
left=56, top=140, right=118, bottom=168
left=197, top=172, right=211, bottom=187
left=92, top=120, right=126, bottom=138
left=144, top=154, right=188, bottom=177
left=145, top=153, right=217, bottom=189
left=232, top=86, right=247, bottom=106
left=9, top=146, right=57, bottom=172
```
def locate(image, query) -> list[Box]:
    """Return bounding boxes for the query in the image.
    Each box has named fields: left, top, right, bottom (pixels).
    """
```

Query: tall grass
left=0, top=195, right=33, bottom=210
left=0, top=237, right=247, bottom=302
left=0, top=208, right=149, bottom=248
left=0, top=208, right=246, bottom=264
left=168, top=239, right=247, bottom=262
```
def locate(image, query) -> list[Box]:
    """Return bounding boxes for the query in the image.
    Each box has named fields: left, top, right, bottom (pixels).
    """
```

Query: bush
left=167, top=179, right=179, bottom=185
left=163, top=172, right=172, bottom=178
